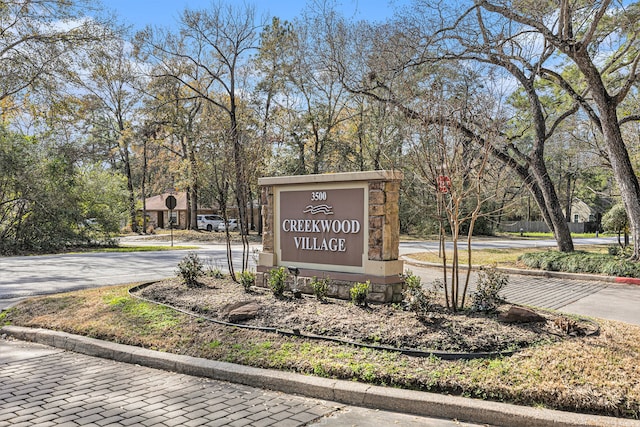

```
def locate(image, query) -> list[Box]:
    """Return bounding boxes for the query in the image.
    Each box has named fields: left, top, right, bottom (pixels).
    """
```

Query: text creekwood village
left=282, top=218, right=361, bottom=252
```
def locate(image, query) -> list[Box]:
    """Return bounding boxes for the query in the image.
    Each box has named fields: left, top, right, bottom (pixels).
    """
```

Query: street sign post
left=165, top=195, right=177, bottom=210
left=165, top=195, right=177, bottom=247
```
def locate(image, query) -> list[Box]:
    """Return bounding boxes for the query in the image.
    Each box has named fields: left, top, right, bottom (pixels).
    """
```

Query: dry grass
left=2, top=283, right=639, bottom=419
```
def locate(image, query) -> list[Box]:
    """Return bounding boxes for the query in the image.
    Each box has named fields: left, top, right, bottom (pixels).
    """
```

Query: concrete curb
left=401, top=256, right=640, bottom=284
left=2, top=325, right=638, bottom=427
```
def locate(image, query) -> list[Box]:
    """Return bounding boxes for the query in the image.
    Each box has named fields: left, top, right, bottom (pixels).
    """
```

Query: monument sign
left=258, top=170, right=404, bottom=302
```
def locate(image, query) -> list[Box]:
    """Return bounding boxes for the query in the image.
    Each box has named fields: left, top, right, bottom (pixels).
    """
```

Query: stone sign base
left=255, top=268, right=406, bottom=303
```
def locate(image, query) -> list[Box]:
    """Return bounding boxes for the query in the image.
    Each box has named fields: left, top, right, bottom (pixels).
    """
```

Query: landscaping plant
left=238, top=270, right=255, bottom=292
left=176, top=252, right=204, bottom=287
left=471, top=266, right=508, bottom=312
left=268, top=266, right=287, bottom=297
left=310, top=276, right=330, bottom=302
left=402, top=271, right=434, bottom=319
left=350, top=281, right=370, bottom=307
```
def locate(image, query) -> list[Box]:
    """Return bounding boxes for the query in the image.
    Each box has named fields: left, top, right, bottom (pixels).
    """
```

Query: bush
left=519, top=250, right=640, bottom=277
left=238, top=270, right=255, bottom=292
left=204, top=258, right=225, bottom=278
left=310, top=276, right=330, bottom=302
left=176, top=252, right=204, bottom=287
left=268, top=266, right=287, bottom=297
left=208, top=267, right=225, bottom=279
left=471, top=266, right=508, bottom=312
left=402, top=271, right=433, bottom=319
left=350, top=281, right=370, bottom=307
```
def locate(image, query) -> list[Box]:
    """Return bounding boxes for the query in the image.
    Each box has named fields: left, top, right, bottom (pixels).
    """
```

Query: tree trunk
left=602, top=114, right=640, bottom=259
left=122, top=147, right=137, bottom=234
left=142, top=139, right=148, bottom=234
left=529, top=157, right=574, bottom=252
left=231, top=114, right=250, bottom=271
left=573, top=55, right=640, bottom=259
left=188, top=146, right=199, bottom=231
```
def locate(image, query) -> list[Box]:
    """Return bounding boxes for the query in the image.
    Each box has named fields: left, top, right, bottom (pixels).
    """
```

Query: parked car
left=197, top=214, right=224, bottom=232
left=217, top=218, right=238, bottom=232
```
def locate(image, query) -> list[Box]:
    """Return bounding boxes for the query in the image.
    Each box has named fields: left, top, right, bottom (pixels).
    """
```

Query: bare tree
left=137, top=2, right=262, bottom=273
left=319, top=6, right=580, bottom=251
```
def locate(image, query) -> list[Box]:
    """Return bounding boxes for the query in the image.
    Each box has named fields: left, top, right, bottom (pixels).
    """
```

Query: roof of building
left=145, top=192, right=188, bottom=211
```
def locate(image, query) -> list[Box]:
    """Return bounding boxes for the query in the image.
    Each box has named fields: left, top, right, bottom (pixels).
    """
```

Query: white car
left=197, top=214, right=224, bottom=232
left=217, top=218, right=238, bottom=232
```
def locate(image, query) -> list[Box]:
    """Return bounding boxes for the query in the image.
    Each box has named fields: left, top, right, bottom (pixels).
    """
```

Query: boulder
left=498, top=306, right=545, bottom=324
left=227, top=302, right=261, bottom=322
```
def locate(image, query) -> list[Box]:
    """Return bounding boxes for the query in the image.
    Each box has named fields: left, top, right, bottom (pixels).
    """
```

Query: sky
left=103, top=0, right=409, bottom=31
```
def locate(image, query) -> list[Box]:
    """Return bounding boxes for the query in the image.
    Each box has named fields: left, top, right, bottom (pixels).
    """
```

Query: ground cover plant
left=518, top=250, right=640, bottom=277
left=2, top=278, right=638, bottom=419
left=407, top=245, right=633, bottom=275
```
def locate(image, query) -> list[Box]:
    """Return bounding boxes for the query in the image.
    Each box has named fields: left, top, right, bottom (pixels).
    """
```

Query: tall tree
left=457, top=0, right=640, bottom=257
left=143, top=67, right=204, bottom=231
left=73, top=37, right=144, bottom=232
left=0, top=0, right=110, bottom=106
left=323, top=7, right=578, bottom=251
left=137, top=2, right=263, bottom=272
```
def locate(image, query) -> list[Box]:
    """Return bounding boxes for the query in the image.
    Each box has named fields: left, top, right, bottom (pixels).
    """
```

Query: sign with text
left=279, top=188, right=365, bottom=267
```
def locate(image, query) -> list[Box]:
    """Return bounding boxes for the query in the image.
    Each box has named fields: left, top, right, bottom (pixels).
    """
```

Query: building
left=143, top=192, right=215, bottom=230
left=142, top=192, right=260, bottom=231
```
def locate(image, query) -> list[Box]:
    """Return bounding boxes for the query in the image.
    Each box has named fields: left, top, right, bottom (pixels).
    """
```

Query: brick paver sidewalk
left=0, top=340, right=337, bottom=427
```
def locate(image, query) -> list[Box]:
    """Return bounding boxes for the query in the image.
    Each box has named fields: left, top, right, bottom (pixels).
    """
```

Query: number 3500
left=311, top=191, right=326, bottom=201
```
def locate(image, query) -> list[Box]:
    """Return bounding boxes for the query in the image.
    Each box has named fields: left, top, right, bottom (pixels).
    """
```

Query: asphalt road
left=0, top=236, right=623, bottom=311
left=0, top=244, right=257, bottom=309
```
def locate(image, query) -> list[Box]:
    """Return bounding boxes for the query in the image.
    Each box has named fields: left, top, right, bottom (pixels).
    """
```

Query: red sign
left=437, top=176, right=451, bottom=193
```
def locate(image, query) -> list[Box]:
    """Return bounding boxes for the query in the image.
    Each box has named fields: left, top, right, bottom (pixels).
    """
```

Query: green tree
left=602, top=203, right=629, bottom=248
left=0, top=127, right=88, bottom=254
left=76, top=165, right=129, bottom=235
left=466, top=1, right=640, bottom=258
left=73, top=37, right=144, bottom=233
left=0, top=0, right=110, bottom=105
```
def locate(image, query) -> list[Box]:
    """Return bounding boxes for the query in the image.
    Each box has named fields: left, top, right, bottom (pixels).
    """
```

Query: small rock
left=498, top=306, right=545, bottom=323
left=228, top=302, right=261, bottom=322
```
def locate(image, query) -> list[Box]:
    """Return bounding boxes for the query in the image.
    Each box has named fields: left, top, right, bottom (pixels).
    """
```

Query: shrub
left=268, top=266, right=287, bottom=297
left=519, top=250, right=640, bottom=277
left=350, top=281, right=370, bottom=307
left=209, top=268, right=225, bottom=279
left=238, top=270, right=255, bottom=292
left=204, top=258, right=225, bottom=278
left=471, top=266, right=508, bottom=312
left=310, top=276, right=330, bottom=302
left=176, top=252, right=204, bottom=287
left=402, top=271, right=433, bottom=319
